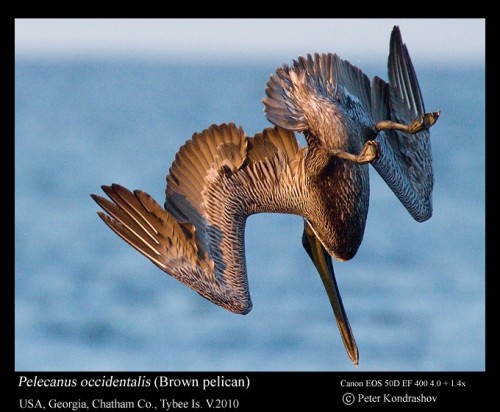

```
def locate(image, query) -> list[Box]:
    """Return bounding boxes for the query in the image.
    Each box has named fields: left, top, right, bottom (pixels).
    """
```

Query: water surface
left=15, top=60, right=485, bottom=371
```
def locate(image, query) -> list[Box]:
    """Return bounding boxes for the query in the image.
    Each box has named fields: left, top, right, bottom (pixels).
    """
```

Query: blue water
left=15, top=59, right=485, bottom=371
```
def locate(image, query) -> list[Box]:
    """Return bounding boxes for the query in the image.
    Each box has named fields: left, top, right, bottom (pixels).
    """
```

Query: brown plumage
left=92, top=26, right=439, bottom=366
left=92, top=124, right=305, bottom=316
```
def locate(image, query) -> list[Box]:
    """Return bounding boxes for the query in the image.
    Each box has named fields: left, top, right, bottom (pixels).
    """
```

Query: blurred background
left=15, top=19, right=485, bottom=371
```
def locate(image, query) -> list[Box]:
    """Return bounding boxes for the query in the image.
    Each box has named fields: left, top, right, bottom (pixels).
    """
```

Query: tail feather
left=263, top=70, right=308, bottom=131
left=263, top=53, right=372, bottom=133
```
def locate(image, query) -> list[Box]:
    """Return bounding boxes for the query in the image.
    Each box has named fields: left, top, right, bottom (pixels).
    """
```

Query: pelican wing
left=371, top=26, right=434, bottom=221
left=92, top=124, right=306, bottom=315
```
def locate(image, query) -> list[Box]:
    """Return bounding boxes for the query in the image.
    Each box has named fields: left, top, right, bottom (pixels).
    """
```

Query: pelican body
left=92, top=26, right=439, bottom=365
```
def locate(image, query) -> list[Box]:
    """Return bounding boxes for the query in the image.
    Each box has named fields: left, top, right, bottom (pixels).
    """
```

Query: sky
left=15, top=18, right=485, bottom=66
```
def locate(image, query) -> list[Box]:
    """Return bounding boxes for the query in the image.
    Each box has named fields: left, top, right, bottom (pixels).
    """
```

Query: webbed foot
left=375, top=111, right=440, bottom=134
left=330, top=140, right=379, bottom=165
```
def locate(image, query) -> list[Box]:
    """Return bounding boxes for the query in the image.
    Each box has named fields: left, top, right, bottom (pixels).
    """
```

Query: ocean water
left=15, top=59, right=485, bottom=371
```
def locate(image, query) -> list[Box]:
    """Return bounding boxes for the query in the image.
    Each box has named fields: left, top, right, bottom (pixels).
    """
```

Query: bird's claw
left=374, top=111, right=440, bottom=135
left=360, top=140, right=379, bottom=163
left=329, top=140, right=379, bottom=165
left=407, top=111, right=441, bottom=134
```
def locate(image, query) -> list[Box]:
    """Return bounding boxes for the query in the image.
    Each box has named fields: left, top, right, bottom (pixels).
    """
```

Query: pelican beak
left=301, top=220, right=359, bottom=366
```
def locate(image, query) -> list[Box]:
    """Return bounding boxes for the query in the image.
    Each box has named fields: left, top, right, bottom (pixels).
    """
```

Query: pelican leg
left=330, top=140, right=379, bottom=165
left=375, top=111, right=440, bottom=134
left=301, top=220, right=359, bottom=366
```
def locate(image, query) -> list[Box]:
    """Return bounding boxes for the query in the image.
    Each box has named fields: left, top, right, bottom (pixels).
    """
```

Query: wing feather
left=92, top=124, right=307, bottom=315
left=371, top=26, right=434, bottom=221
left=263, top=26, right=435, bottom=222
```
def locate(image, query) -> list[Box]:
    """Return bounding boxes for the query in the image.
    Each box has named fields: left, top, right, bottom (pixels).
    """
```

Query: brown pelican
left=91, top=26, right=439, bottom=366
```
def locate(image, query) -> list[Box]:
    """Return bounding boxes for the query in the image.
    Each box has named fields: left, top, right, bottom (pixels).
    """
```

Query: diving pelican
left=91, top=26, right=439, bottom=365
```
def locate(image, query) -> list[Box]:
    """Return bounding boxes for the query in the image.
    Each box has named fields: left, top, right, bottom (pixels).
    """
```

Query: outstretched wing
left=91, top=184, right=247, bottom=312
left=92, top=124, right=306, bottom=315
left=371, top=26, right=434, bottom=221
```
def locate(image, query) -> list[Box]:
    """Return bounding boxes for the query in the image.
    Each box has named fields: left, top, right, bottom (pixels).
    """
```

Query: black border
left=12, top=372, right=490, bottom=409
left=9, top=15, right=492, bottom=409
left=5, top=15, right=16, bottom=374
